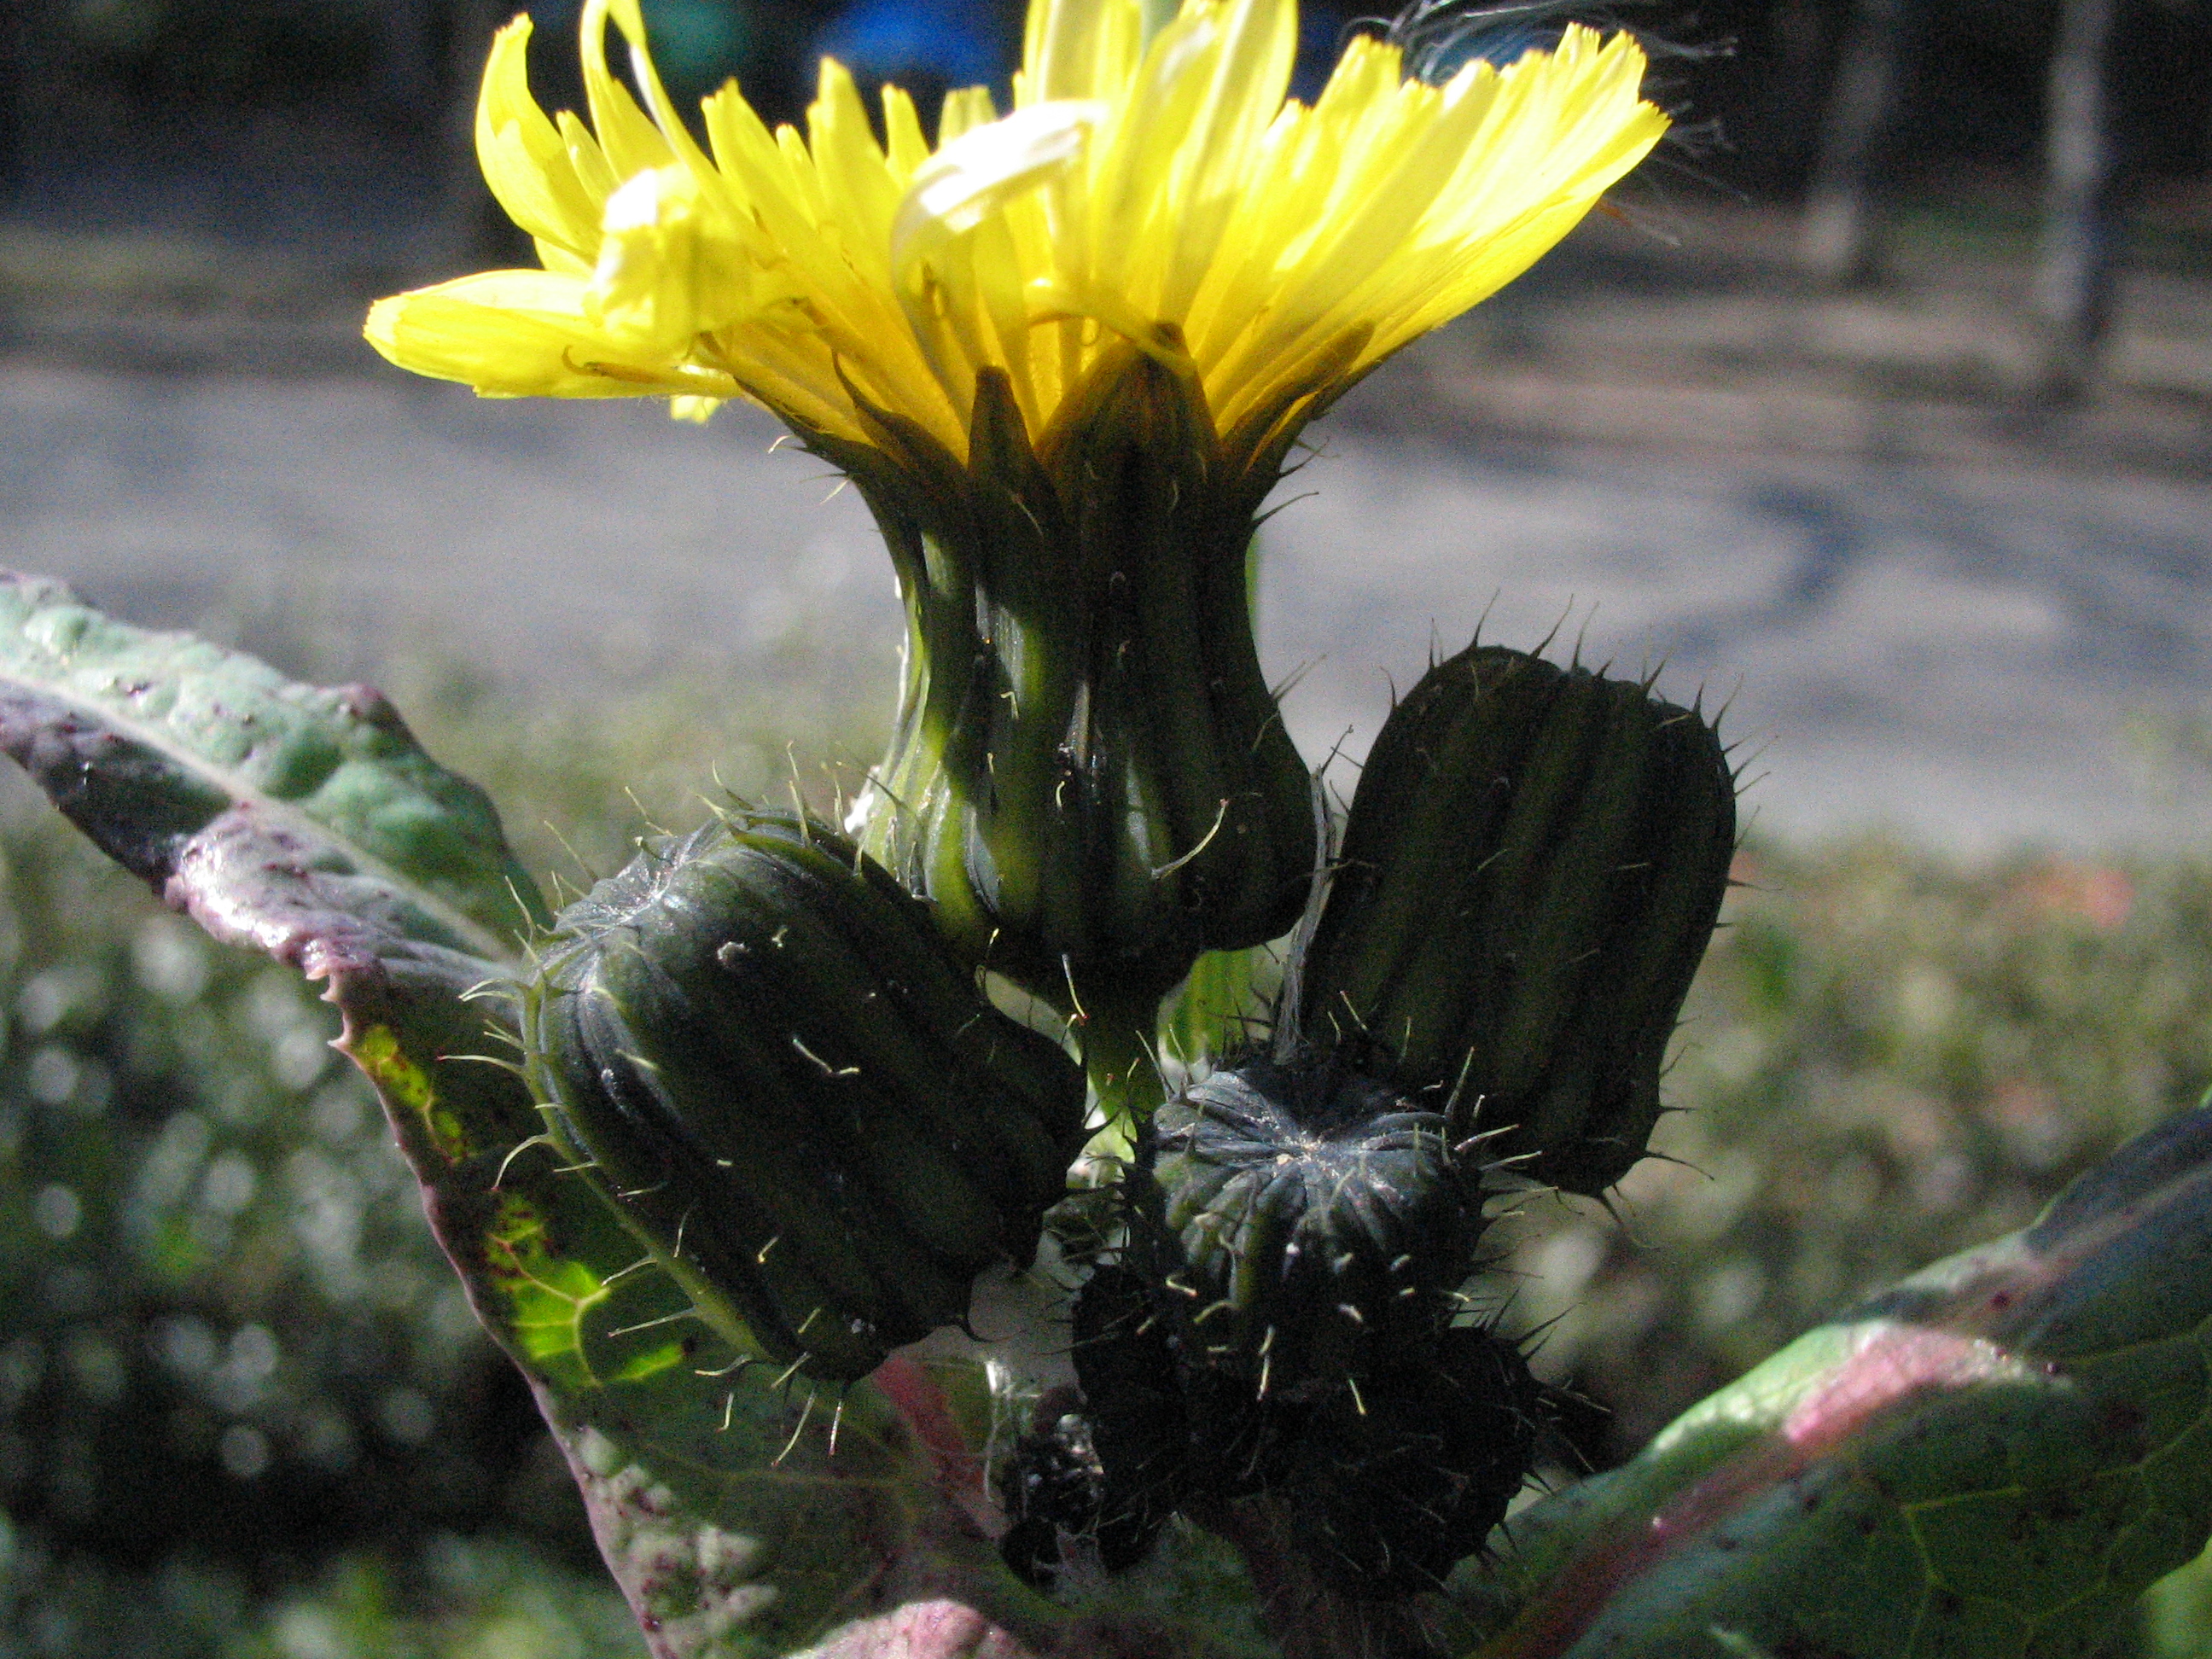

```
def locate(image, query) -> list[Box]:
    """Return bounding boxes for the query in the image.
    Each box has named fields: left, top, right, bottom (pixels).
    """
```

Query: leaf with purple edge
left=1461, top=1103, right=2212, bottom=1659
left=0, top=568, right=543, bottom=985
left=0, top=573, right=1106, bottom=1657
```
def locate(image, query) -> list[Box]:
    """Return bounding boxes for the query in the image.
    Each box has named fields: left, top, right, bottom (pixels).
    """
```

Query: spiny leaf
left=334, top=975, right=1071, bottom=1659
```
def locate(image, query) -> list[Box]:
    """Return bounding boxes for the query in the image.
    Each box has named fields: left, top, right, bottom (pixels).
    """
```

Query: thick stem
left=853, top=360, right=1314, bottom=1012
left=1204, top=1498, right=1449, bottom=1659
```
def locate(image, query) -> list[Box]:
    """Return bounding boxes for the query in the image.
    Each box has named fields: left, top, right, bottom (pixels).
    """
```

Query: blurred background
left=2, top=0, right=2212, bottom=1654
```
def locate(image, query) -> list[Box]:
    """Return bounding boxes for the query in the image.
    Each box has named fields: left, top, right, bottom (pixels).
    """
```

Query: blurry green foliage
left=0, top=788, right=630, bottom=1655
left=8, top=1532, right=645, bottom=1659
left=379, top=663, right=885, bottom=889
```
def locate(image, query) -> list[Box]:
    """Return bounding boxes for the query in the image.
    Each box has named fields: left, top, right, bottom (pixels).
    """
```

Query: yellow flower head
left=366, top=0, right=1666, bottom=463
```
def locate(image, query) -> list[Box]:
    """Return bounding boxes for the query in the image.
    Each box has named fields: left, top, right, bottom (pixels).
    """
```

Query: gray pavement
left=5, top=354, right=2211, bottom=853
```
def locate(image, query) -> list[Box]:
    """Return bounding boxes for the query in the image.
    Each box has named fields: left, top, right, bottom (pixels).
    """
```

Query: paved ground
left=5, top=346, right=2211, bottom=853
left=1280, top=401, right=2212, bottom=851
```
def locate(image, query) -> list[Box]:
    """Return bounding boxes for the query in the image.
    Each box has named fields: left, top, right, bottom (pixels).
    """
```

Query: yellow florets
left=366, top=0, right=1665, bottom=465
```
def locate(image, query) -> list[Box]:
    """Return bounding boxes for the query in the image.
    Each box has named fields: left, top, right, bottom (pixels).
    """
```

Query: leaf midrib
left=12, top=662, right=523, bottom=968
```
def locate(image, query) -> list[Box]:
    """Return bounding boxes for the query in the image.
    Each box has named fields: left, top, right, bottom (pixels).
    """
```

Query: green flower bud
left=1056, top=1160, right=1541, bottom=1597
left=521, top=812, right=1087, bottom=1382
left=1144, top=1053, right=1487, bottom=1396
left=820, top=341, right=1318, bottom=1022
left=1295, top=643, right=1736, bottom=1196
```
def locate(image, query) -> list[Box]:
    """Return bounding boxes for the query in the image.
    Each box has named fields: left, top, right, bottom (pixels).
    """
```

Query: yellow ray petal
left=579, top=0, right=677, bottom=179
left=893, top=100, right=1107, bottom=278
left=366, top=270, right=733, bottom=399
left=938, top=85, right=1000, bottom=144
left=474, top=19, right=604, bottom=260
left=1024, top=0, right=1145, bottom=104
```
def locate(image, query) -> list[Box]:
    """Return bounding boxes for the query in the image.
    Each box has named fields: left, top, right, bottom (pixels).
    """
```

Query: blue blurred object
left=814, top=0, right=1003, bottom=89
left=1290, top=2, right=1353, bottom=102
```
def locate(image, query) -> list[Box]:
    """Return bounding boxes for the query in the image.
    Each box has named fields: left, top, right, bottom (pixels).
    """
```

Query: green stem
left=1201, top=1497, right=1447, bottom=1659
left=1078, top=979, right=1169, bottom=1150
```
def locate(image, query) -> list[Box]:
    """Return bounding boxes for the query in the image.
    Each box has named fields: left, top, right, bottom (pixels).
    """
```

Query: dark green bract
left=1297, top=642, right=1736, bottom=1196
left=835, top=349, right=1320, bottom=1018
left=523, top=812, right=1087, bottom=1382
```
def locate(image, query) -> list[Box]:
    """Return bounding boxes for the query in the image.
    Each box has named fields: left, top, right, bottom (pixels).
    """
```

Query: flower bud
left=1053, top=1138, right=1540, bottom=1597
left=521, top=812, right=1087, bottom=1382
left=1295, top=643, right=1735, bottom=1196
left=1068, top=1260, right=1192, bottom=1570
left=1144, top=1052, right=1487, bottom=1396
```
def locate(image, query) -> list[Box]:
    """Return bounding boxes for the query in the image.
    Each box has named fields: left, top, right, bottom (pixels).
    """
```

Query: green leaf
left=1160, top=946, right=1272, bottom=1068
left=332, top=952, right=1102, bottom=1658
left=1467, top=1103, right=2212, bottom=1659
left=0, top=570, right=546, bottom=979
left=0, top=573, right=1237, bottom=1659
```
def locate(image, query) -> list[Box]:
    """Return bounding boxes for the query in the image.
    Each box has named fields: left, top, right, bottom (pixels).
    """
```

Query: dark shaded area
left=3, top=0, right=2205, bottom=276
left=1644, top=0, right=2212, bottom=195
left=1, top=0, right=2203, bottom=428
left=0, top=0, right=2203, bottom=1649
